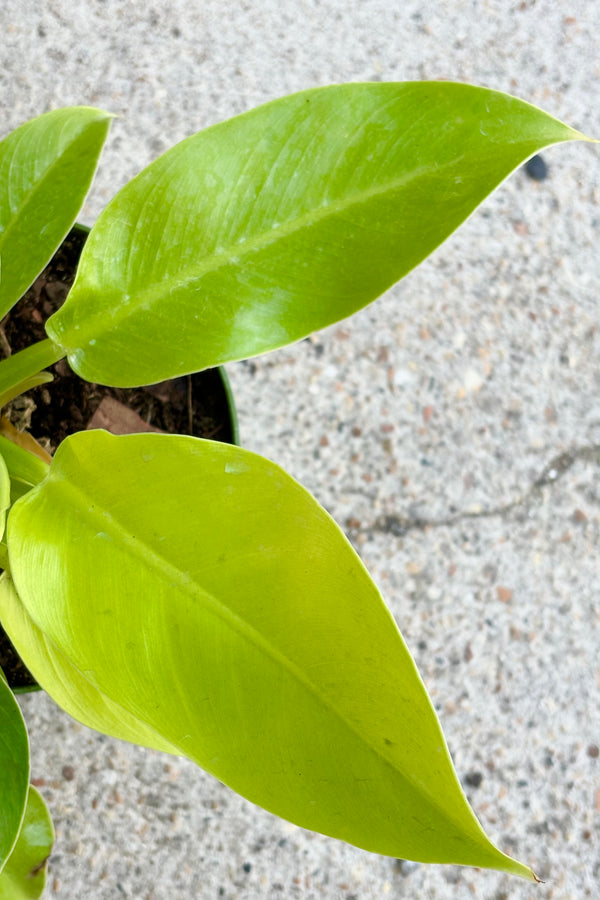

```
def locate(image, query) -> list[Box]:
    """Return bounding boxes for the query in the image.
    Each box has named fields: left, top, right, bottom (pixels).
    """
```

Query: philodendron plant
left=0, top=83, right=591, bottom=895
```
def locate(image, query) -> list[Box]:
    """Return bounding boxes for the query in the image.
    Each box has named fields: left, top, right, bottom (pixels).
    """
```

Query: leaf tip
left=504, top=856, right=543, bottom=883
left=564, top=126, right=599, bottom=145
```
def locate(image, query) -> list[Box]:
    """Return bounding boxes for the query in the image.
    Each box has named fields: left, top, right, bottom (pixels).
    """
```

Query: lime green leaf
left=0, top=786, right=53, bottom=899
left=0, top=436, right=49, bottom=507
left=0, top=668, right=29, bottom=874
left=0, top=371, right=53, bottom=411
left=0, top=451, right=10, bottom=541
left=0, top=572, right=181, bottom=754
left=0, top=106, right=113, bottom=318
left=46, top=82, right=584, bottom=387
left=3, top=430, right=534, bottom=877
left=0, top=341, right=64, bottom=407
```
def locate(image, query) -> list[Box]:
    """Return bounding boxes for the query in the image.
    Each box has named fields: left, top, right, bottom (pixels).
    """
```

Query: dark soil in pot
left=0, top=225, right=238, bottom=691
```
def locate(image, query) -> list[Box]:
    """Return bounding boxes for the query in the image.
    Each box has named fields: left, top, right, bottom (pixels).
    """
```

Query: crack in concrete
left=370, top=444, right=600, bottom=537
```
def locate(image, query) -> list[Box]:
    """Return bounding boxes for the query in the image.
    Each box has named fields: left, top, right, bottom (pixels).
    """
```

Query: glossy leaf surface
left=3, top=430, right=533, bottom=876
left=0, top=669, right=29, bottom=874
left=46, top=82, right=583, bottom=386
left=0, top=786, right=53, bottom=899
left=0, top=106, right=112, bottom=319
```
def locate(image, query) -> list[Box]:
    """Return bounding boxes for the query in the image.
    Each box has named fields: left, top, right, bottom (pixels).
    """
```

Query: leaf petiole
left=0, top=372, right=54, bottom=410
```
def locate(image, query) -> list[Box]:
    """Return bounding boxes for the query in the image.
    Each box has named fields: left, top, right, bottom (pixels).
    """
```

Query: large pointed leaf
left=2, top=430, right=535, bottom=877
left=0, top=786, right=53, bottom=899
left=0, top=106, right=112, bottom=318
left=46, top=82, right=584, bottom=387
left=0, top=669, right=29, bottom=874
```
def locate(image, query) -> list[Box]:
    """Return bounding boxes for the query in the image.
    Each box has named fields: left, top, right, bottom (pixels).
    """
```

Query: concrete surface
left=1, top=1, right=598, bottom=898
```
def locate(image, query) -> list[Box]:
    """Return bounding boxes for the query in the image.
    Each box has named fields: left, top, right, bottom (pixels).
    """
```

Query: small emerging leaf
left=0, top=106, right=112, bottom=318
left=0, top=786, right=53, bottom=899
left=3, top=430, right=535, bottom=877
left=46, top=82, right=585, bottom=386
left=0, top=668, right=30, bottom=874
left=0, top=371, right=53, bottom=412
left=0, top=451, right=10, bottom=541
left=0, top=436, right=49, bottom=507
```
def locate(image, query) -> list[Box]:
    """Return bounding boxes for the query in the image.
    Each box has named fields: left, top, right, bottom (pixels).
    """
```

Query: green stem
left=0, top=371, right=54, bottom=409
left=0, top=339, right=65, bottom=401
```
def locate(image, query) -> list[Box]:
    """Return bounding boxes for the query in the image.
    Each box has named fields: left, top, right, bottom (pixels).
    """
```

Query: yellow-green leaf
left=2, top=430, right=534, bottom=877
left=0, top=436, right=49, bottom=508
left=0, top=787, right=53, bottom=899
left=46, top=83, right=584, bottom=386
left=0, top=572, right=181, bottom=754
left=0, top=107, right=112, bottom=318
left=0, top=669, right=29, bottom=874
left=0, top=451, right=10, bottom=541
